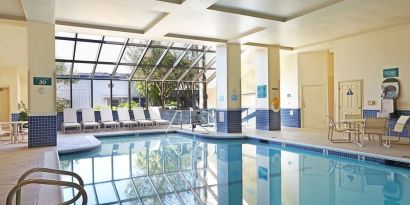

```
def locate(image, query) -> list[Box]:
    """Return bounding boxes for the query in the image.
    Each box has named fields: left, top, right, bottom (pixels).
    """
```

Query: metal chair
left=327, top=116, right=354, bottom=143
left=360, top=117, right=388, bottom=147
left=383, top=115, right=410, bottom=148
left=0, top=123, right=13, bottom=142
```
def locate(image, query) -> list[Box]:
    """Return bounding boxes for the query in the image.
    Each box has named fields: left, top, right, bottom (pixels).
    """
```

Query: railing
left=166, top=110, right=183, bottom=134
left=7, top=168, right=87, bottom=205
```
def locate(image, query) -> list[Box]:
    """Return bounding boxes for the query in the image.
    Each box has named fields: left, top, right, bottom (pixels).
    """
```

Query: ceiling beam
left=111, top=39, right=130, bottom=78
left=161, top=44, right=193, bottom=81
left=20, top=0, right=55, bottom=23
left=243, top=42, right=293, bottom=50
left=191, top=56, right=216, bottom=83
left=165, top=33, right=227, bottom=43
left=207, top=5, right=285, bottom=22
left=56, top=20, right=145, bottom=34
left=129, top=40, right=152, bottom=81
left=145, top=42, right=174, bottom=81
left=0, top=14, right=26, bottom=22
left=177, top=46, right=211, bottom=82
left=143, top=12, right=169, bottom=33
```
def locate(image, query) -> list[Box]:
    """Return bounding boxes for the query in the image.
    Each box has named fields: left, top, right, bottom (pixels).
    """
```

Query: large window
left=55, top=32, right=216, bottom=110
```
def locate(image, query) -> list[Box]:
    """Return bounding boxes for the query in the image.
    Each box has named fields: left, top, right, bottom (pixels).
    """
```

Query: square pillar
left=27, top=21, right=57, bottom=147
left=216, top=44, right=242, bottom=133
left=255, top=47, right=281, bottom=131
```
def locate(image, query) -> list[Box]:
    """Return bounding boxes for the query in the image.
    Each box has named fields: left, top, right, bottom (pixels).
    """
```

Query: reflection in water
left=60, top=134, right=410, bottom=205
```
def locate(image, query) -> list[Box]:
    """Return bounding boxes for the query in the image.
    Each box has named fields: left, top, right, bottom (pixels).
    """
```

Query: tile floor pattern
left=1, top=126, right=410, bottom=204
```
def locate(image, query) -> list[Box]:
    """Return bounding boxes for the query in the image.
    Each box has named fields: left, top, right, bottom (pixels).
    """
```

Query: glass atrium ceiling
left=55, top=32, right=216, bottom=83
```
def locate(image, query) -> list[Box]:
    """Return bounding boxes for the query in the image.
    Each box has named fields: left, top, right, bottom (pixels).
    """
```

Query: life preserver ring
left=271, top=97, right=280, bottom=112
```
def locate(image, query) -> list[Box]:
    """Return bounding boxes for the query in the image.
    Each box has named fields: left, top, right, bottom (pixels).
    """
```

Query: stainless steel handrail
left=166, top=110, right=183, bottom=134
left=6, top=179, right=87, bottom=205
left=9, top=167, right=86, bottom=205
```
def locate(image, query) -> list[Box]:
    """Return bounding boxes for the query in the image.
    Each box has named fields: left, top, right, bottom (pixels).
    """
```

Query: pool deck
left=1, top=126, right=410, bottom=204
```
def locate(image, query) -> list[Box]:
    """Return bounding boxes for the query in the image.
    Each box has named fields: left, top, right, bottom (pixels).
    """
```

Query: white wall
left=0, top=20, right=28, bottom=113
left=280, top=50, right=299, bottom=108
left=334, top=23, right=410, bottom=112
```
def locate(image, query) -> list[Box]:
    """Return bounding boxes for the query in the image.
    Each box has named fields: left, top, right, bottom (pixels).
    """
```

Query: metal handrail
left=6, top=179, right=87, bottom=205
left=10, top=168, right=86, bottom=205
left=166, top=110, right=183, bottom=134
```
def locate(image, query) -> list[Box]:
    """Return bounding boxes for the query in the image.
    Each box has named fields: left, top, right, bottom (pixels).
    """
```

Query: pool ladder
left=6, top=167, right=87, bottom=205
left=165, top=110, right=183, bottom=135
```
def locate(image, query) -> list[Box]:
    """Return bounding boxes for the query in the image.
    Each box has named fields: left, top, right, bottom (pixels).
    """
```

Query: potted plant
left=17, top=101, right=28, bottom=121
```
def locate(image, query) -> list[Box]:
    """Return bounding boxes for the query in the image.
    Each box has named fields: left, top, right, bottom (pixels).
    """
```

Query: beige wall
left=27, top=21, right=56, bottom=114
left=0, top=20, right=28, bottom=113
left=334, top=23, right=410, bottom=113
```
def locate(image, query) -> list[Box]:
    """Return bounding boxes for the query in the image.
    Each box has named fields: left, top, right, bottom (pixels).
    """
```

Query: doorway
left=338, top=80, right=363, bottom=121
left=302, top=85, right=327, bottom=128
left=0, top=87, right=10, bottom=121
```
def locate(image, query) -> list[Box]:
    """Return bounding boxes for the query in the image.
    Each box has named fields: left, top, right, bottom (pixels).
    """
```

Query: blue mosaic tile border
left=255, top=109, right=281, bottom=131
left=216, top=109, right=242, bottom=133
left=28, top=115, right=57, bottom=148
left=11, top=113, right=20, bottom=121
left=363, top=109, right=410, bottom=137
left=281, top=108, right=301, bottom=128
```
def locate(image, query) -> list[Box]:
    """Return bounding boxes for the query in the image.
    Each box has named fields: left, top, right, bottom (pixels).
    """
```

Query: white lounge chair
left=132, top=107, right=154, bottom=127
left=81, top=108, right=100, bottom=130
left=148, top=107, right=169, bottom=126
left=61, top=108, right=81, bottom=133
left=117, top=108, right=138, bottom=128
left=100, top=108, right=120, bottom=128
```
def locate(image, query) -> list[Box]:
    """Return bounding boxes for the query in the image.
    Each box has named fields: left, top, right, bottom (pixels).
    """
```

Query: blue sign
left=258, top=166, right=268, bottom=180
left=219, top=95, right=225, bottom=102
left=257, top=85, right=267, bottom=98
left=33, top=77, right=52, bottom=86
left=231, top=95, right=238, bottom=101
left=383, top=68, right=399, bottom=78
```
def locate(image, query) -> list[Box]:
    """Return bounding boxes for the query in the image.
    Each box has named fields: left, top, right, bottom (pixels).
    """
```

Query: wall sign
left=383, top=68, right=399, bottom=78
left=231, top=95, right=238, bottom=101
left=257, top=85, right=267, bottom=98
left=33, top=77, right=52, bottom=86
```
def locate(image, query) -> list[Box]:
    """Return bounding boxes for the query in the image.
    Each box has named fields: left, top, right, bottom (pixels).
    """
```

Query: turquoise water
left=59, top=133, right=410, bottom=205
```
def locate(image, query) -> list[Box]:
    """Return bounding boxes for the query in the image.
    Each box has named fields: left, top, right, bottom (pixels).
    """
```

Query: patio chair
left=361, top=117, right=388, bottom=147
left=383, top=115, right=410, bottom=148
left=61, top=108, right=81, bottom=133
left=100, top=108, right=120, bottom=129
left=148, top=107, right=170, bottom=126
left=0, top=123, right=12, bottom=141
left=327, top=115, right=354, bottom=143
left=81, top=108, right=100, bottom=130
left=117, top=108, right=137, bottom=128
left=132, top=107, right=154, bottom=127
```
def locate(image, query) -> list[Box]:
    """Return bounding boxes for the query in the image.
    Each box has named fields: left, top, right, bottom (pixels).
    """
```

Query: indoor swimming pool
left=59, top=133, right=410, bottom=205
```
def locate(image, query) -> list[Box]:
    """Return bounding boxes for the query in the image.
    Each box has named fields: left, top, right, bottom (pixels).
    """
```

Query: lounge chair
left=132, top=107, right=154, bottom=127
left=383, top=115, right=410, bottom=148
left=117, top=108, right=137, bottom=128
left=148, top=107, right=169, bottom=126
left=61, top=108, right=81, bottom=133
left=100, top=108, right=120, bottom=128
left=360, top=117, right=388, bottom=147
left=327, top=115, right=354, bottom=143
left=81, top=108, right=100, bottom=130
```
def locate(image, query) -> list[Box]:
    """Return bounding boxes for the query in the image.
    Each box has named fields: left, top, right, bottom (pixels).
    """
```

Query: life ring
left=271, top=97, right=280, bottom=112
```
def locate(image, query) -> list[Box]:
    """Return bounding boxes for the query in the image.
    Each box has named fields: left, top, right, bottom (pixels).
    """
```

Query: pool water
left=59, top=133, right=410, bottom=205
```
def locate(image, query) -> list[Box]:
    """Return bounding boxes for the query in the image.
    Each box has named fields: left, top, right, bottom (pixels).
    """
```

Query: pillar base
left=216, top=109, right=242, bottom=133
left=28, top=114, right=57, bottom=148
left=256, top=109, right=281, bottom=131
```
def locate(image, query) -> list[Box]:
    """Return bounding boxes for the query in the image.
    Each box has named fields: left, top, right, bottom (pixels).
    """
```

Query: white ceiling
left=2, top=0, right=410, bottom=48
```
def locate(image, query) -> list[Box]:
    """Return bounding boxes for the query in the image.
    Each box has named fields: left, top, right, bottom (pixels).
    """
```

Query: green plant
left=56, top=97, right=70, bottom=112
left=17, top=101, right=28, bottom=121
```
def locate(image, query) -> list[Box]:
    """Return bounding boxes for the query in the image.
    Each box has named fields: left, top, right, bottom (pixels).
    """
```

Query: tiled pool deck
left=1, top=126, right=410, bottom=204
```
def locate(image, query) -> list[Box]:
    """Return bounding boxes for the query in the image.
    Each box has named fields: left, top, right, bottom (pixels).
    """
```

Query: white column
left=216, top=44, right=242, bottom=133
left=27, top=21, right=56, bottom=147
left=255, top=47, right=281, bottom=130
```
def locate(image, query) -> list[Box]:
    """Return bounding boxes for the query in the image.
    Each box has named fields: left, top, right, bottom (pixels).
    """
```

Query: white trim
left=28, top=113, right=57, bottom=117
